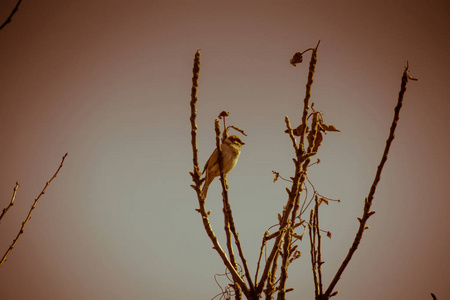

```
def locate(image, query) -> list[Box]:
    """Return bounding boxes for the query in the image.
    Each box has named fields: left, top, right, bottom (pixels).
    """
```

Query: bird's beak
left=241, top=141, right=245, bottom=145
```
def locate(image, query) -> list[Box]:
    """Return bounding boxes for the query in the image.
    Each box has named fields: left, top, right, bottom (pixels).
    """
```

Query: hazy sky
left=0, top=0, right=449, bottom=299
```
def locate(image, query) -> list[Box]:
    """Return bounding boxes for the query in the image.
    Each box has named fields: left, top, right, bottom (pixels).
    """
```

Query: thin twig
left=265, top=249, right=280, bottom=299
left=215, top=119, right=254, bottom=296
left=277, top=116, right=321, bottom=298
left=0, top=182, right=20, bottom=222
left=189, top=50, right=249, bottom=298
left=255, top=43, right=320, bottom=296
left=275, top=106, right=322, bottom=299
left=0, top=153, right=68, bottom=267
left=315, top=198, right=323, bottom=296
left=189, top=50, right=202, bottom=188
left=0, top=0, right=23, bottom=31
left=309, top=209, right=319, bottom=298
left=276, top=227, right=293, bottom=300
left=255, top=231, right=268, bottom=284
left=298, top=41, right=320, bottom=154
left=323, top=63, right=417, bottom=298
left=215, top=119, right=243, bottom=300
left=306, top=112, right=320, bottom=154
left=285, top=116, right=299, bottom=153
left=230, top=217, right=254, bottom=294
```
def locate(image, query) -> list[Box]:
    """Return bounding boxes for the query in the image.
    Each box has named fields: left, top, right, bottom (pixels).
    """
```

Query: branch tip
left=0, top=153, right=67, bottom=267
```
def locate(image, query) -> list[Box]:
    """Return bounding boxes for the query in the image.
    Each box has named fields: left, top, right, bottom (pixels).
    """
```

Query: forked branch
left=257, top=41, right=320, bottom=298
left=189, top=50, right=250, bottom=298
left=215, top=118, right=254, bottom=294
left=0, top=182, right=20, bottom=222
left=0, top=153, right=68, bottom=267
left=188, top=46, right=415, bottom=300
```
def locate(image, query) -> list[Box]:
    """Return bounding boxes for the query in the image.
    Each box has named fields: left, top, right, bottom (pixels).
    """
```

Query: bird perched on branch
left=202, top=135, right=245, bottom=197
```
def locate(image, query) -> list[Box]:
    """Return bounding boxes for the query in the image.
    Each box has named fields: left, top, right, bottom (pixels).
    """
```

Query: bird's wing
left=203, top=148, right=219, bottom=174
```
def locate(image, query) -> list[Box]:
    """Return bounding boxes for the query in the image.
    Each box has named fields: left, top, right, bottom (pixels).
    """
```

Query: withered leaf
left=218, top=111, right=230, bottom=119
left=327, top=231, right=332, bottom=239
left=293, top=124, right=308, bottom=136
left=273, top=172, right=279, bottom=183
left=284, top=124, right=309, bottom=136
left=290, top=52, right=303, bottom=66
left=320, top=123, right=340, bottom=132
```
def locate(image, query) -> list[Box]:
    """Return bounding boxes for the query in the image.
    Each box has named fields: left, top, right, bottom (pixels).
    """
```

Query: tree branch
left=189, top=50, right=202, bottom=188
left=298, top=40, right=320, bottom=154
left=323, top=63, right=417, bottom=298
left=0, top=153, right=68, bottom=267
left=0, top=0, right=23, bottom=31
left=256, top=43, right=320, bottom=296
left=0, top=182, right=20, bottom=222
left=215, top=119, right=243, bottom=300
left=189, top=50, right=250, bottom=298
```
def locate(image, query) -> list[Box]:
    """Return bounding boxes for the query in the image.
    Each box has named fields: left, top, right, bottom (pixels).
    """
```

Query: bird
left=201, top=135, right=245, bottom=197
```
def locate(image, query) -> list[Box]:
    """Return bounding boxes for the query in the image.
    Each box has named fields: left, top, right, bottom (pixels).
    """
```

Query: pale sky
left=0, top=0, right=449, bottom=299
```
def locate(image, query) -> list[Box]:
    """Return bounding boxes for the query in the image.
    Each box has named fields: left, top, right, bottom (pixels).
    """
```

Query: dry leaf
left=273, top=171, right=279, bottom=183
left=320, top=123, right=340, bottom=132
left=320, top=197, right=329, bottom=205
left=285, top=124, right=308, bottom=136
left=290, top=52, right=303, bottom=66
left=218, top=111, right=229, bottom=119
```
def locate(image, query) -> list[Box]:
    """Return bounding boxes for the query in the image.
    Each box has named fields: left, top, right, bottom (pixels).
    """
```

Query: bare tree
left=189, top=43, right=418, bottom=299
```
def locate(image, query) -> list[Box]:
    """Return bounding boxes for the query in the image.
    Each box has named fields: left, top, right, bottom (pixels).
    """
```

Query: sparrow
left=201, top=135, right=245, bottom=197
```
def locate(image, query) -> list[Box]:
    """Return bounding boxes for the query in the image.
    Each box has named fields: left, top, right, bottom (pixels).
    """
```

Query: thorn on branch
left=285, top=188, right=291, bottom=197
left=330, top=290, right=339, bottom=297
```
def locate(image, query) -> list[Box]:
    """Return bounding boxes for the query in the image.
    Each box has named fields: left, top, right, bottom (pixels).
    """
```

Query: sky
left=0, top=0, right=449, bottom=299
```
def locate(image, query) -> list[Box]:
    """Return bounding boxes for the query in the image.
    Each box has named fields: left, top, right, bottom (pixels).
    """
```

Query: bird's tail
left=201, top=176, right=214, bottom=198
